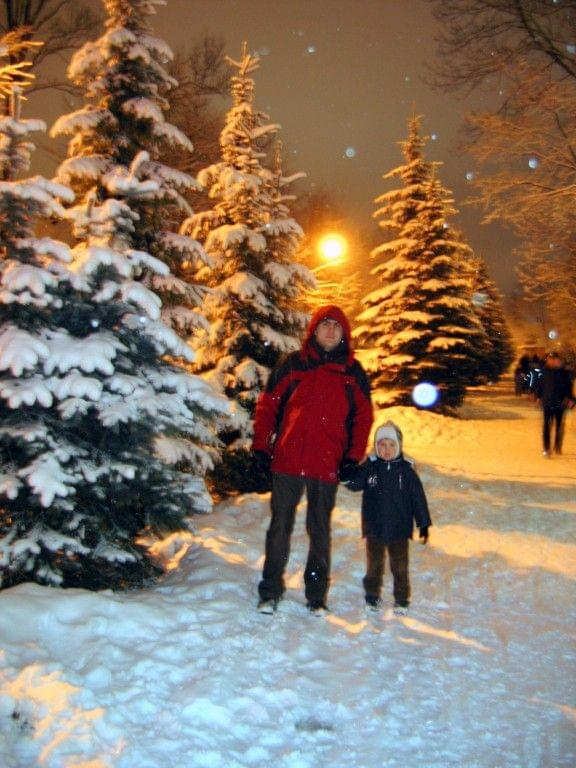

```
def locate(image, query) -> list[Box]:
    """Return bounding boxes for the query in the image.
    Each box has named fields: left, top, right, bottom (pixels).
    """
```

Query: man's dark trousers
left=543, top=406, right=565, bottom=452
left=259, top=472, right=338, bottom=604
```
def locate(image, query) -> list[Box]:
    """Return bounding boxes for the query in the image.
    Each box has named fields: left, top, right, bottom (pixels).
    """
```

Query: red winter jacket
left=252, top=305, right=373, bottom=483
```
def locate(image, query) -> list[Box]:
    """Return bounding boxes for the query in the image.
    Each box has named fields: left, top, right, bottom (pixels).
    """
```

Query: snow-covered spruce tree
left=1, top=130, right=227, bottom=590
left=466, top=253, right=515, bottom=382
left=185, top=47, right=312, bottom=494
left=0, top=55, right=75, bottom=588
left=50, top=0, right=228, bottom=503
left=355, top=116, right=489, bottom=411
left=51, top=0, right=211, bottom=341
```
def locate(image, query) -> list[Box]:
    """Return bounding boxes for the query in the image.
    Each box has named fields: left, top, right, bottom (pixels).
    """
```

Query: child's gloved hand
left=338, top=458, right=358, bottom=482
left=419, top=526, right=429, bottom=544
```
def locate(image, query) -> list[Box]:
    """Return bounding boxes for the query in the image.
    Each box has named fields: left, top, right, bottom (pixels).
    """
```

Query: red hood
left=302, top=304, right=353, bottom=364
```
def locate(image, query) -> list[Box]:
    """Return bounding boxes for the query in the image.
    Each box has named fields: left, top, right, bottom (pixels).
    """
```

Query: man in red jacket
left=252, top=305, right=373, bottom=614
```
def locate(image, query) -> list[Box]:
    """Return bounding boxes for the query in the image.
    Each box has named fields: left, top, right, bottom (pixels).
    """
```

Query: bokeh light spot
left=412, top=382, right=439, bottom=408
left=528, top=157, right=539, bottom=169
left=345, top=146, right=356, bottom=158
left=548, top=329, right=558, bottom=340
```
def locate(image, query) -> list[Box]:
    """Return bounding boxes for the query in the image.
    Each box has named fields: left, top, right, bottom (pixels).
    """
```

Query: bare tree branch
left=426, top=0, right=576, bottom=93
left=427, top=0, right=576, bottom=330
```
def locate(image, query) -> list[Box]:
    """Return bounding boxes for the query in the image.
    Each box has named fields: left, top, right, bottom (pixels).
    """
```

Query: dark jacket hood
left=302, top=304, right=353, bottom=364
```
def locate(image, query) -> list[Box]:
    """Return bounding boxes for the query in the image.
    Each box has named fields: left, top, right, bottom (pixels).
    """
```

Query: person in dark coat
left=514, top=355, right=531, bottom=396
left=534, top=352, right=574, bottom=456
left=252, top=304, right=373, bottom=614
left=341, top=420, right=431, bottom=614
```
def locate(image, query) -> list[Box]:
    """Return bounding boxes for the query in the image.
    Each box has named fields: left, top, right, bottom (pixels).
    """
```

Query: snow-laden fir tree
left=49, top=0, right=228, bottom=500
left=355, top=115, right=489, bottom=410
left=0, top=43, right=75, bottom=587
left=51, top=0, right=210, bottom=341
left=1, top=100, right=227, bottom=589
left=466, top=253, right=515, bottom=382
left=0, top=15, right=229, bottom=591
left=185, top=46, right=312, bottom=494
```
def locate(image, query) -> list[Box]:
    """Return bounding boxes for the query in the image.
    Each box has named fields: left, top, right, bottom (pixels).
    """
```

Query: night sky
left=36, top=0, right=519, bottom=295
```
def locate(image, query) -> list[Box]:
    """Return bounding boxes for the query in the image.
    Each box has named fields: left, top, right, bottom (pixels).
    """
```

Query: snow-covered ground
left=1, top=379, right=575, bottom=768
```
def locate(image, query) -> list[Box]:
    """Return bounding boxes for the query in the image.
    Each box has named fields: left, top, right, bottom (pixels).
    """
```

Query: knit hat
left=374, top=420, right=402, bottom=459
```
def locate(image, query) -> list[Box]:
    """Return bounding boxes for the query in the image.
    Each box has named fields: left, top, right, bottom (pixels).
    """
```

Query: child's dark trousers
left=363, top=537, right=410, bottom=606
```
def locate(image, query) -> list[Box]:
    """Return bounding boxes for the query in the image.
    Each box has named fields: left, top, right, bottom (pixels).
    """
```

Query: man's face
left=376, top=438, right=397, bottom=460
left=315, top=318, right=343, bottom=351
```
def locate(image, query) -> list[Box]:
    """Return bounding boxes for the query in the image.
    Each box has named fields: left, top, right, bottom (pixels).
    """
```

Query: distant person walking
left=534, top=352, right=574, bottom=456
left=514, top=355, right=531, bottom=396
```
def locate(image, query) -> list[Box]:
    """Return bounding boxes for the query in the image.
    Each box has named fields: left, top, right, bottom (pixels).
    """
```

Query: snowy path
left=1, top=381, right=575, bottom=767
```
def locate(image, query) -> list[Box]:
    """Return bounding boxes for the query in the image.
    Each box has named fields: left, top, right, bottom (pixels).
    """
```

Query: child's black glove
left=253, top=450, right=272, bottom=476
left=419, top=526, right=429, bottom=544
left=339, top=458, right=359, bottom=482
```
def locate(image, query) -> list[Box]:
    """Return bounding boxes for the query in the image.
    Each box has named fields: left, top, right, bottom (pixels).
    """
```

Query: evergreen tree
left=51, top=0, right=209, bottom=341
left=0, top=95, right=226, bottom=589
left=0, top=116, right=227, bottom=590
left=50, top=0, right=227, bottom=496
left=355, top=116, right=488, bottom=411
left=467, top=253, right=515, bottom=381
left=0, top=5, right=229, bottom=591
left=186, top=45, right=312, bottom=494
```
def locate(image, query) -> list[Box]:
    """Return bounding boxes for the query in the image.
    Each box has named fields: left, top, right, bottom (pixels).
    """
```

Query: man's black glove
left=419, top=526, right=429, bottom=544
left=253, top=450, right=272, bottom=475
left=339, top=458, right=359, bottom=483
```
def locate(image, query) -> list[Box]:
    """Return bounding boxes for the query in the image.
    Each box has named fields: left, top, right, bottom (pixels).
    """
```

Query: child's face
left=377, top=438, right=398, bottom=460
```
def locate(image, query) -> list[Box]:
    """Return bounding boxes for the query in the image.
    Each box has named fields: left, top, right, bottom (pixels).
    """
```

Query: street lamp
left=305, top=231, right=359, bottom=313
left=317, top=232, right=348, bottom=265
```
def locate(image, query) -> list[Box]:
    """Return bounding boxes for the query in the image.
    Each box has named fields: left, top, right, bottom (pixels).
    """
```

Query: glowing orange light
left=317, top=233, right=348, bottom=263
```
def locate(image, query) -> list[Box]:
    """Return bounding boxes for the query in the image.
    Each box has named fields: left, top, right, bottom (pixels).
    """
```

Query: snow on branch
left=0, top=326, right=49, bottom=376
left=43, top=331, right=126, bottom=376
left=20, top=455, right=76, bottom=508
left=0, top=377, right=53, bottom=408
left=51, top=107, right=116, bottom=137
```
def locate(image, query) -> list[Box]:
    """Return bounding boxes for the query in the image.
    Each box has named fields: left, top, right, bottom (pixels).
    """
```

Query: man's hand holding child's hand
left=339, top=458, right=358, bottom=483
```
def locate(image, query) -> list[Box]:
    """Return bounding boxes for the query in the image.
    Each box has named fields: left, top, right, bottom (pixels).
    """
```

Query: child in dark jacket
left=341, top=420, right=431, bottom=614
